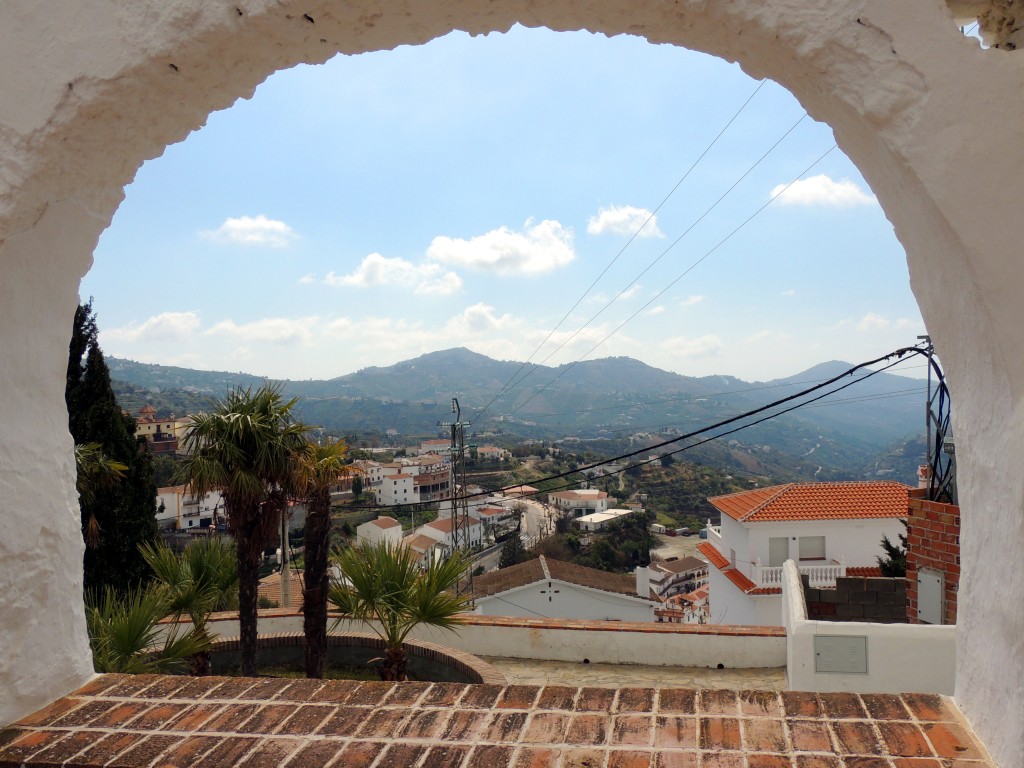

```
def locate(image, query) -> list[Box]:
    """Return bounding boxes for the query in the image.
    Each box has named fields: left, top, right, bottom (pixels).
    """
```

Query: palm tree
left=140, top=538, right=238, bottom=675
left=74, top=442, right=127, bottom=549
left=86, top=584, right=211, bottom=674
left=328, top=542, right=473, bottom=681
left=290, top=438, right=354, bottom=678
left=181, top=384, right=310, bottom=676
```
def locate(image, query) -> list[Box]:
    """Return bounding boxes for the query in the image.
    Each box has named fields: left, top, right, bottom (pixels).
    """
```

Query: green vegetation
left=877, top=522, right=908, bottom=577
left=498, top=534, right=534, bottom=569
left=67, top=301, right=159, bottom=593
left=329, top=541, right=472, bottom=681
left=181, top=383, right=311, bottom=676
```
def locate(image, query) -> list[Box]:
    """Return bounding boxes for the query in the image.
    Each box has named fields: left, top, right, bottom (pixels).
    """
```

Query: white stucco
left=1, top=3, right=1022, bottom=763
left=199, top=612, right=787, bottom=669
left=782, top=561, right=957, bottom=696
left=475, top=580, right=656, bottom=623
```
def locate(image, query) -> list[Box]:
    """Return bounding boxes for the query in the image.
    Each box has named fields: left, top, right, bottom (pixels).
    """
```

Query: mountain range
left=108, top=348, right=928, bottom=485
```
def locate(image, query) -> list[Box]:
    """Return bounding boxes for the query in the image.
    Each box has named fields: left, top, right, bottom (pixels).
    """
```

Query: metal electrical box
left=917, top=568, right=944, bottom=625
left=814, top=635, right=868, bottom=674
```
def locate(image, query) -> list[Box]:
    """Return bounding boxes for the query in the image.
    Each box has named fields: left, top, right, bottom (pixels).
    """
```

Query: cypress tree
left=66, top=300, right=158, bottom=592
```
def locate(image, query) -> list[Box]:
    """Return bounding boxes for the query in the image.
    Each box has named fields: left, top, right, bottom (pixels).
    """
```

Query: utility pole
left=439, top=398, right=473, bottom=595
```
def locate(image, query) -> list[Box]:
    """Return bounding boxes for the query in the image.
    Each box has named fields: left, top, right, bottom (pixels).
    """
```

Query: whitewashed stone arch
left=1, top=2, right=1021, bottom=763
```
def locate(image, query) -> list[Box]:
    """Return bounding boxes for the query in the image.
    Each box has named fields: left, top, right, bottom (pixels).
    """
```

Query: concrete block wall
left=906, top=492, right=960, bottom=625
left=803, top=576, right=907, bottom=623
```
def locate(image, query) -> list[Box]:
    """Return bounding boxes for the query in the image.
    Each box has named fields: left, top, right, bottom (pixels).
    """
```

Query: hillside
left=108, top=348, right=928, bottom=484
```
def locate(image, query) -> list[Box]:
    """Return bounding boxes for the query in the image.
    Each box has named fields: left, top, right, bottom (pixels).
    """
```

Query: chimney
left=635, top=565, right=650, bottom=598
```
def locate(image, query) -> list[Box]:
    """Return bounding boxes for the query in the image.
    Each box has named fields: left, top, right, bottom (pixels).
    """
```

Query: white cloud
left=780, top=289, right=796, bottom=298
left=205, top=317, right=316, bottom=346
left=298, top=273, right=317, bottom=285
left=680, top=295, right=704, bottom=307
left=647, top=306, right=666, bottom=316
left=662, top=335, right=724, bottom=359
left=105, top=311, right=201, bottom=343
left=201, top=215, right=298, bottom=247
left=325, top=253, right=462, bottom=295
left=770, top=175, right=876, bottom=208
left=427, top=219, right=575, bottom=275
left=587, top=205, right=664, bottom=238
left=443, top=303, right=518, bottom=336
left=858, top=312, right=890, bottom=331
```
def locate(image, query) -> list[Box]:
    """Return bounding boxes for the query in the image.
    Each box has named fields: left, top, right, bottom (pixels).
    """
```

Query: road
left=472, top=498, right=554, bottom=574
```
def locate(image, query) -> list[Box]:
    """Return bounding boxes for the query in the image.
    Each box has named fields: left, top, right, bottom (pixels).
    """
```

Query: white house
left=698, top=481, right=910, bottom=626
left=547, top=488, right=609, bottom=519
left=574, top=508, right=636, bottom=531
left=375, top=472, right=415, bottom=506
left=648, top=556, right=709, bottom=600
left=418, top=514, right=483, bottom=554
left=473, top=555, right=658, bottom=622
left=156, top=485, right=223, bottom=531
left=356, top=516, right=403, bottom=547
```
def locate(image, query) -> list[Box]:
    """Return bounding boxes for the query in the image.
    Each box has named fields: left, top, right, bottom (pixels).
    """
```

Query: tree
left=140, top=538, right=238, bottom=675
left=85, top=584, right=211, bottom=674
left=181, top=384, right=310, bottom=675
left=290, top=438, right=352, bottom=678
left=66, top=301, right=159, bottom=592
left=877, top=521, right=908, bottom=577
left=351, top=474, right=363, bottom=498
left=499, top=534, right=530, bottom=569
left=329, top=542, right=472, bottom=681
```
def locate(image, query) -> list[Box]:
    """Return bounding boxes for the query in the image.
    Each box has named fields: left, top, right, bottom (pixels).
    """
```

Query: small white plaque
left=814, top=635, right=868, bottom=674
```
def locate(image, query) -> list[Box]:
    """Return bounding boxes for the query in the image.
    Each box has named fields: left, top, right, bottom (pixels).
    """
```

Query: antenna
left=439, top=397, right=473, bottom=596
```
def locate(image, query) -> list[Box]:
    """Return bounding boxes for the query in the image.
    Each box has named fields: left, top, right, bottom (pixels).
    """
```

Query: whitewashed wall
left=782, top=561, right=956, bottom=695
left=474, top=581, right=655, bottom=623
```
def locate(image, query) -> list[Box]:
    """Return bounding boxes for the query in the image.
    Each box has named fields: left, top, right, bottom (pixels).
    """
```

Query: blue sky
left=83, top=25, right=925, bottom=384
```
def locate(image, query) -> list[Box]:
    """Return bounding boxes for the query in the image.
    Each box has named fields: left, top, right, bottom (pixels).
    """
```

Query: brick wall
left=803, top=576, right=907, bottom=622
left=906, top=490, right=959, bottom=625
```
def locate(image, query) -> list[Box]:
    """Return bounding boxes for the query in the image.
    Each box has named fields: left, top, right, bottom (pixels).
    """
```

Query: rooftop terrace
left=0, top=674, right=991, bottom=767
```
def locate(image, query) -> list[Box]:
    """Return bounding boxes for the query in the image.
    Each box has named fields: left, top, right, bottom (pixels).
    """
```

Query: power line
left=342, top=343, right=931, bottom=514
left=474, top=80, right=769, bottom=423
left=508, top=143, right=838, bottom=416
left=513, top=113, right=809, bottom=386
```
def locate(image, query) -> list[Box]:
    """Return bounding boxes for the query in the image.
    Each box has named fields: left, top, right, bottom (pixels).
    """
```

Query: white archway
left=1, top=2, right=1021, bottom=763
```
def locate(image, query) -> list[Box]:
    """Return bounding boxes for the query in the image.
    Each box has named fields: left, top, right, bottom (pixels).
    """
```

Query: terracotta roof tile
left=370, top=516, right=401, bottom=529
left=697, top=542, right=729, bottom=570
left=709, top=481, right=911, bottom=523
left=257, top=569, right=304, bottom=608
left=653, top=556, right=707, bottom=575
left=846, top=566, right=884, bottom=577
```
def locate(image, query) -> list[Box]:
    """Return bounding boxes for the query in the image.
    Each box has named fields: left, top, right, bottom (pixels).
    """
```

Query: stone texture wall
left=906, top=491, right=960, bottom=626
left=0, top=3, right=1022, bottom=764
left=803, top=576, right=907, bottom=623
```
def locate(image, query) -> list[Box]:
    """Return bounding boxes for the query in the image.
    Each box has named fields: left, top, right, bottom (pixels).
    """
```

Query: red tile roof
left=425, top=515, right=481, bottom=534
left=698, top=542, right=780, bottom=596
left=846, top=565, right=884, bottom=577
left=709, top=481, right=911, bottom=523
left=370, top=516, right=401, bottom=529
left=698, top=541, right=729, bottom=569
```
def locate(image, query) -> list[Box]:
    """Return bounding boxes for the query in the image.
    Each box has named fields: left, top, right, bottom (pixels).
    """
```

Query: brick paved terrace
left=0, top=675, right=993, bottom=767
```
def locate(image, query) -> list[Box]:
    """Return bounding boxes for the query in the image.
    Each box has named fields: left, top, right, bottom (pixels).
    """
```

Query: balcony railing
left=756, top=560, right=845, bottom=587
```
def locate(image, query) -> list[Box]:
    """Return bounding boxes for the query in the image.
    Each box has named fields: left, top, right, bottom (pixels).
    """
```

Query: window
left=798, top=536, right=826, bottom=560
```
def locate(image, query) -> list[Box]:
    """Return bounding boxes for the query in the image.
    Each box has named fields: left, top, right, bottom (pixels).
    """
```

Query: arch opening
left=1, top=3, right=1023, bottom=765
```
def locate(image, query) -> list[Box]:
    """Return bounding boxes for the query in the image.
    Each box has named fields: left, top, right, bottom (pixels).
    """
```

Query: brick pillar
left=906, top=489, right=960, bottom=625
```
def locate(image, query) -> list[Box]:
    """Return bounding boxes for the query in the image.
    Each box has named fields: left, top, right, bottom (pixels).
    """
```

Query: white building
left=156, top=485, right=223, bottom=531
left=698, top=481, right=910, bottom=626
left=375, top=472, right=415, bottom=506
left=548, top=488, right=609, bottom=519
left=649, top=556, right=709, bottom=600
left=356, top=516, right=403, bottom=547
left=473, top=555, right=658, bottom=622
left=418, top=515, right=483, bottom=554
left=574, top=508, right=636, bottom=531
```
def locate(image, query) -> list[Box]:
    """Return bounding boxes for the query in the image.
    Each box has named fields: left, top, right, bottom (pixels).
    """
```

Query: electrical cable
left=508, top=143, right=838, bottom=416
left=471, top=81, right=770, bottom=423
left=340, top=342, right=930, bottom=514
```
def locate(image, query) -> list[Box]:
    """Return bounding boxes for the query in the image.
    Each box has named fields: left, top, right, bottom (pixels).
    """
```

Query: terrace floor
left=0, top=674, right=993, bottom=767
